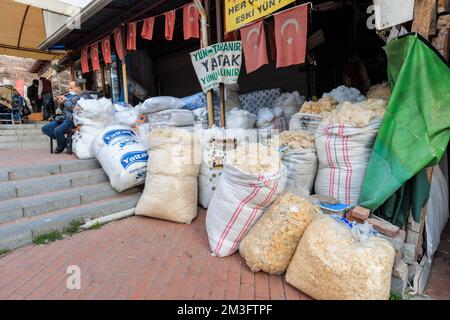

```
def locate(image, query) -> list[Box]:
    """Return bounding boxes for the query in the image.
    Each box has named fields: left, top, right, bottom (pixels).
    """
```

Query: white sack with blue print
left=93, top=125, right=149, bottom=192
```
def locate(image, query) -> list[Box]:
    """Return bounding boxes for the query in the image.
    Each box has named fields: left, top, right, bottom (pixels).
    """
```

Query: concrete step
left=0, top=142, right=49, bottom=150
left=0, top=158, right=100, bottom=182
left=0, top=135, right=49, bottom=143
left=0, top=168, right=108, bottom=201
left=0, top=182, right=142, bottom=224
left=0, top=193, right=141, bottom=251
left=0, top=129, right=44, bottom=136
left=0, top=124, right=45, bottom=130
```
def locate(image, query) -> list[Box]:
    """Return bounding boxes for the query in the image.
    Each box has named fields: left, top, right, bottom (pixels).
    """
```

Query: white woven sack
left=93, top=125, right=148, bottom=192
left=282, top=148, right=317, bottom=194
left=314, top=120, right=380, bottom=205
left=72, top=126, right=102, bottom=160
left=140, top=96, right=185, bottom=114
left=206, top=163, right=287, bottom=257
left=198, top=128, right=253, bottom=208
left=148, top=109, right=195, bottom=127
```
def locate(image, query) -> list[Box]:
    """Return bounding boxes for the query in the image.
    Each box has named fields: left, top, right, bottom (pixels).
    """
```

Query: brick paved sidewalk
left=0, top=209, right=311, bottom=300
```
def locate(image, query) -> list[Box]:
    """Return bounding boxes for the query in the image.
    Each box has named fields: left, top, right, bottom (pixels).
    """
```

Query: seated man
left=41, top=80, right=91, bottom=154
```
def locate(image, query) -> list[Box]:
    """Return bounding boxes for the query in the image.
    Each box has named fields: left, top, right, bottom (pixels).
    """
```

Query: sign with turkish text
left=190, top=41, right=242, bottom=93
left=225, top=0, right=295, bottom=33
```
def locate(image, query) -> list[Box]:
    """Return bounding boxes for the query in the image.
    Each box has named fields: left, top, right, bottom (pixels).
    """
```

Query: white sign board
left=374, top=0, right=415, bottom=30
left=190, top=41, right=242, bottom=93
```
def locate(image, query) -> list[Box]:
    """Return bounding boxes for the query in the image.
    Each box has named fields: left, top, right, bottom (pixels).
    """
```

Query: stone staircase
left=0, top=123, right=49, bottom=150
left=0, top=158, right=142, bottom=251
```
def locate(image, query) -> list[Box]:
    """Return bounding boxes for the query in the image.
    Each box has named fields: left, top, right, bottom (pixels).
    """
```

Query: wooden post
left=196, top=0, right=215, bottom=127
left=120, top=25, right=129, bottom=104
left=412, top=0, right=438, bottom=39
left=216, top=0, right=226, bottom=128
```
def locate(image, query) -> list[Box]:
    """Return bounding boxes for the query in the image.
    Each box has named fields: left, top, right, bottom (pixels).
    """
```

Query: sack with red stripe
left=314, top=120, right=381, bottom=205
left=206, top=144, right=287, bottom=257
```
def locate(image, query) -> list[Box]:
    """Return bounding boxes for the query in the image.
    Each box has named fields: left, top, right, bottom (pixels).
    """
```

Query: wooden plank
left=412, top=0, right=438, bottom=39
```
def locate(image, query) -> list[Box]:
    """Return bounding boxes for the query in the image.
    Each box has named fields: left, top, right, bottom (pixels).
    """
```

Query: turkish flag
left=101, top=35, right=112, bottom=64
left=141, top=17, right=155, bottom=40
left=183, top=2, right=199, bottom=40
left=165, top=10, right=176, bottom=40
left=127, top=21, right=137, bottom=51
left=240, top=21, right=268, bottom=73
left=81, top=47, right=89, bottom=74
left=90, top=43, right=100, bottom=71
left=274, top=4, right=308, bottom=68
left=113, top=27, right=125, bottom=61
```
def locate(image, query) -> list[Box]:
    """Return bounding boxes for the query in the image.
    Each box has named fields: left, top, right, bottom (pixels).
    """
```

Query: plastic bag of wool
left=135, top=128, right=200, bottom=224
left=239, top=192, right=318, bottom=274
left=206, top=143, right=287, bottom=257
left=285, top=214, right=395, bottom=300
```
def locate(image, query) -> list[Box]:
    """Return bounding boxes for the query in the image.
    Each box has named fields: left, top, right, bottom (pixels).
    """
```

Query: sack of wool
left=148, top=109, right=195, bottom=127
left=289, top=113, right=323, bottom=134
left=299, top=96, right=338, bottom=115
left=285, top=214, right=395, bottom=300
left=272, top=91, right=305, bottom=124
left=140, top=96, right=185, bottom=114
left=114, top=103, right=139, bottom=127
left=322, top=100, right=387, bottom=128
left=93, top=125, right=148, bottom=192
left=206, top=143, right=287, bottom=257
left=226, top=108, right=257, bottom=129
left=73, top=98, right=115, bottom=128
left=198, top=128, right=254, bottom=208
left=366, top=82, right=391, bottom=100
left=72, top=125, right=102, bottom=160
left=239, top=193, right=318, bottom=274
left=314, top=119, right=381, bottom=205
left=136, top=128, right=200, bottom=224
left=322, top=85, right=366, bottom=104
left=274, top=131, right=317, bottom=194
left=256, top=107, right=286, bottom=131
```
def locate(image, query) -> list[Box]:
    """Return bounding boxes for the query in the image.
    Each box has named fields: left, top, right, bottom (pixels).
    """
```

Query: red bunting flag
left=81, top=47, right=89, bottom=74
left=127, top=21, right=137, bottom=50
left=274, top=4, right=308, bottom=68
left=90, top=43, right=100, bottom=71
left=113, top=27, right=125, bottom=61
left=141, top=17, right=155, bottom=40
left=101, top=35, right=112, bottom=64
left=165, top=10, right=176, bottom=40
left=183, top=2, right=199, bottom=40
left=240, top=20, right=268, bottom=73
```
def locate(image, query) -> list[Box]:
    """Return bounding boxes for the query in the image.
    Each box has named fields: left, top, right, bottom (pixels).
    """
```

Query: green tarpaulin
left=358, top=34, right=450, bottom=227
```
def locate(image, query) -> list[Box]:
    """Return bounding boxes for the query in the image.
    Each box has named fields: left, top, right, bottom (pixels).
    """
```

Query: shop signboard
left=225, top=0, right=295, bottom=33
left=190, top=41, right=242, bottom=93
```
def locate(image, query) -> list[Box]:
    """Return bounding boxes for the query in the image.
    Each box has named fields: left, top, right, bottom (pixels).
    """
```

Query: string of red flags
left=79, top=1, right=308, bottom=75
left=80, top=1, right=201, bottom=73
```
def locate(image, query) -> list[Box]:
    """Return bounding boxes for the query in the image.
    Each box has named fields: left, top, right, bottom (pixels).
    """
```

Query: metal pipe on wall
left=216, top=0, right=226, bottom=128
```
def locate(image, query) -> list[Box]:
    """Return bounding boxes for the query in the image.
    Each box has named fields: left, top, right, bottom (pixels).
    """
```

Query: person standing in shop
left=38, top=76, right=55, bottom=120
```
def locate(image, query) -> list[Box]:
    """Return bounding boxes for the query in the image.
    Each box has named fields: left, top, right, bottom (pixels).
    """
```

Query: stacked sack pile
left=290, top=85, right=366, bottom=134
left=72, top=98, right=115, bottom=159
left=136, top=127, right=200, bottom=224
left=140, top=96, right=196, bottom=130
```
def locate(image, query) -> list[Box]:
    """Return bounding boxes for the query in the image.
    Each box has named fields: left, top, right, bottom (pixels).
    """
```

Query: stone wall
left=0, top=55, right=38, bottom=87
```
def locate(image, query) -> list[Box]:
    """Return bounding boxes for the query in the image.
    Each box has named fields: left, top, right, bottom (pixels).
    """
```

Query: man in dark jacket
left=41, top=80, right=91, bottom=154
left=27, top=79, right=40, bottom=113
left=38, top=77, right=55, bottom=120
